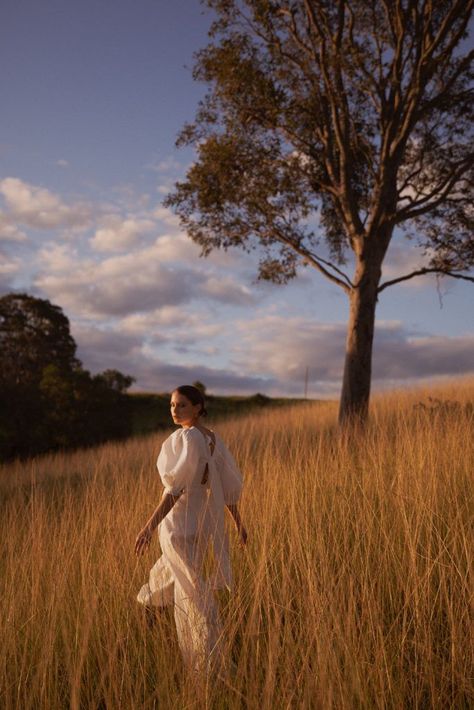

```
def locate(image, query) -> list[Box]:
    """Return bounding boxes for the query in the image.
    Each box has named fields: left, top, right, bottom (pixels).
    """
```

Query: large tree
left=166, top=0, right=474, bottom=423
left=0, top=293, right=79, bottom=388
left=0, top=293, right=135, bottom=459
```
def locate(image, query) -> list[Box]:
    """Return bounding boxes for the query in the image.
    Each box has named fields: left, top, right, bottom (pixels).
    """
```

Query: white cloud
left=72, top=322, right=274, bottom=394
left=108, top=185, right=151, bottom=211
left=230, top=315, right=474, bottom=394
left=0, top=177, right=92, bottom=230
left=90, top=215, right=156, bottom=252
left=233, top=315, right=345, bottom=383
left=0, top=211, right=27, bottom=242
left=201, top=275, right=254, bottom=305
left=35, top=235, right=253, bottom=317
left=0, top=252, right=21, bottom=276
left=0, top=251, right=21, bottom=291
left=56, top=159, right=69, bottom=168
left=120, top=308, right=222, bottom=340
left=0, top=257, right=20, bottom=276
left=36, top=258, right=198, bottom=317
left=145, top=156, right=182, bottom=174
left=151, top=232, right=200, bottom=261
left=128, top=360, right=274, bottom=396
left=72, top=324, right=147, bottom=373
left=373, top=330, right=474, bottom=381
left=39, top=242, right=89, bottom=271
left=63, top=310, right=474, bottom=396
left=120, top=306, right=193, bottom=333
left=157, top=182, right=174, bottom=195
left=381, top=241, right=436, bottom=286
left=151, top=205, right=181, bottom=228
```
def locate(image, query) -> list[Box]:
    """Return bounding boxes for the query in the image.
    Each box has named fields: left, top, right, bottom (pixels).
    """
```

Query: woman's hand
left=134, top=494, right=181, bottom=558
left=237, top=525, right=248, bottom=548
left=135, top=527, right=152, bottom=557
left=226, top=503, right=248, bottom=548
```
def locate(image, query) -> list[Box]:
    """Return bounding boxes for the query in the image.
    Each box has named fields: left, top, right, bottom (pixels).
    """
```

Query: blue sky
left=1, top=0, right=473, bottom=397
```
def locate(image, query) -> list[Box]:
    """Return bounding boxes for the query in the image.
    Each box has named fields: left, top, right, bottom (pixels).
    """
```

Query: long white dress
left=137, top=426, right=243, bottom=670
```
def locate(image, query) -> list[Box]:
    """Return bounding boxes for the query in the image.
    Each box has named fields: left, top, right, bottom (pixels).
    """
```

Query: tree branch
left=394, top=155, right=474, bottom=223
left=378, top=267, right=474, bottom=293
left=421, top=0, right=474, bottom=67
left=269, top=226, right=353, bottom=294
left=302, top=0, right=365, bottom=237
left=306, top=249, right=354, bottom=289
left=415, top=50, right=474, bottom=121
left=301, top=251, right=353, bottom=293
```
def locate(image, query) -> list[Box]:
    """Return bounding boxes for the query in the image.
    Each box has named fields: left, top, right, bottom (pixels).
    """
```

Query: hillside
left=0, top=378, right=473, bottom=708
left=129, top=391, right=311, bottom=435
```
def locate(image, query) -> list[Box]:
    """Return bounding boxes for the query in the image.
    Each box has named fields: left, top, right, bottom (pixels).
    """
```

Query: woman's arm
left=135, top=491, right=181, bottom=557
left=226, top=503, right=248, bottom=547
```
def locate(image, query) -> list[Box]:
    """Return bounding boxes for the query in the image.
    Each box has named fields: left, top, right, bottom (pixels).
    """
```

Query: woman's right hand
left=238, top=525, right=248, bottom=548
left=134, top=527, right=152, bottom=557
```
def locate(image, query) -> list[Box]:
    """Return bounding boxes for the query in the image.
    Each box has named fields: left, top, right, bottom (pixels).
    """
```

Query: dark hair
left=173, top=385, right=208, bottom=417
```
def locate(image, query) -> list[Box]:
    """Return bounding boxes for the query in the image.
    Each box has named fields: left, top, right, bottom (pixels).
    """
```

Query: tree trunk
left=338, top=257, right=381, bottom=425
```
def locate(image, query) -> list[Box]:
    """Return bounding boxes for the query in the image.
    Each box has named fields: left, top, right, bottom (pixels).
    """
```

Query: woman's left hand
left=135, top=527, right=152, bottom=557
left=238, top=525, right=248, bottom=548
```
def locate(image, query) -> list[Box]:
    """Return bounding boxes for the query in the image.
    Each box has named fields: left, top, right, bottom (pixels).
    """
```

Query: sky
left=1, top=0, right=473, bottom=398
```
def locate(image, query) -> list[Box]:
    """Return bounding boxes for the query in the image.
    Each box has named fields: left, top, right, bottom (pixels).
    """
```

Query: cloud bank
left=0, top=177, right=92, bottom=230
left=1, top=173, right=472, bottom=398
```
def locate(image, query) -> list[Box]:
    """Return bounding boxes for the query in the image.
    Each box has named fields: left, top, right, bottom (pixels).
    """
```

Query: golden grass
left=1, top=379, right=473, bottom=709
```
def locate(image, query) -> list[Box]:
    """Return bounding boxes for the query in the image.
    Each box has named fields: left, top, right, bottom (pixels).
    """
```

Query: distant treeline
left=0, top=293, right=135, bottom=461
left=129, top=391, right=298, bottom=436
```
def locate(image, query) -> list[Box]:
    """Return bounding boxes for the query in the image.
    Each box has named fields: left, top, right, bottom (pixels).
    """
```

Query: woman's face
left=170, top=391, right=201, bottom=428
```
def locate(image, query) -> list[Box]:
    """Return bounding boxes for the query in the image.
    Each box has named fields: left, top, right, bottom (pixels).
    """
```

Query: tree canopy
left=0, top=293, right=79, bottom=389
left=166, top=0, right=474, bottom=421
left=0, top=293, right=135, bottom=460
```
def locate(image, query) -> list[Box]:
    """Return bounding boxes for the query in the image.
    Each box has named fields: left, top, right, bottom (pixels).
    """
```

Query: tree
left=97, top=369, right=136, bottom=393
left=0, top=294, right=80, bottom=457
left=193, top=380, right=207, bottom=394
left=0, top=293, right=135, bottom=459
left=165, top=0, right=474, bottom=423
left=0, top=293, right=79, bottom=388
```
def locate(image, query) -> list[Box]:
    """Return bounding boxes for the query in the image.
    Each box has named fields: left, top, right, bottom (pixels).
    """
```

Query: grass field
left=1, top=380, right=473, bottom=708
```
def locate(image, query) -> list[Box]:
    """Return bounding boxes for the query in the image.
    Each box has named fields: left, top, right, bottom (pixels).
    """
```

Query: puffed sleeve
left=157, top=429, right=204, bottom=496
left=218, top=441, right=243, bottom=505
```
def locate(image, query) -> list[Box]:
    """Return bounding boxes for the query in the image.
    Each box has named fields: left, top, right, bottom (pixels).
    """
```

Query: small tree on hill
left=98, top=369, right=136, bottom=393
left=0, top=293, right=79, bottom=388
left=166, top=0, right=474, bottom=423
left=193, top=380, right=207, bottom=395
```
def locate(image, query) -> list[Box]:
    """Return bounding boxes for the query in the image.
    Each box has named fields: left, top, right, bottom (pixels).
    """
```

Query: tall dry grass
left=1, top=380, right=473, bottom=709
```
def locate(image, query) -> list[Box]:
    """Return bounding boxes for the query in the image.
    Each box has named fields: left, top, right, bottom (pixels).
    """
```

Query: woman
left=135, top=385, right=247, bottom=672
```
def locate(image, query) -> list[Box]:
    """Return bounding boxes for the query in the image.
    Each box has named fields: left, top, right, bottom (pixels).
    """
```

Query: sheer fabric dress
left=137, top=426, right=243, bottom=670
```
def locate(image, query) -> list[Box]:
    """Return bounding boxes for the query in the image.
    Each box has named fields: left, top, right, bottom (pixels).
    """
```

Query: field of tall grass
left=1, top=379, right=473, bottom=709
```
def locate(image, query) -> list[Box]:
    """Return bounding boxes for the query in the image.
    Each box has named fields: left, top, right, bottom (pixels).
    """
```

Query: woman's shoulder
left=185, top=426, right=205, bottom=439
left=168, top=426, right=207, bottom=446
left=164, top=426, right=224, bottom=450
left=164, top=426, right=198, bottom=437
left=159, top=429, right=197, bottom=461
left=161, top=428, right=188, bottom=449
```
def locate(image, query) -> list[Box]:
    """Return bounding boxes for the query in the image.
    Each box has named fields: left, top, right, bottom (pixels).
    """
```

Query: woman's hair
left=174, top=385, right=208, bottom=417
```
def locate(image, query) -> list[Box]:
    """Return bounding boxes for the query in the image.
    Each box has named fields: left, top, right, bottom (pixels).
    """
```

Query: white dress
left=137, top=426, right=243, bottom=670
